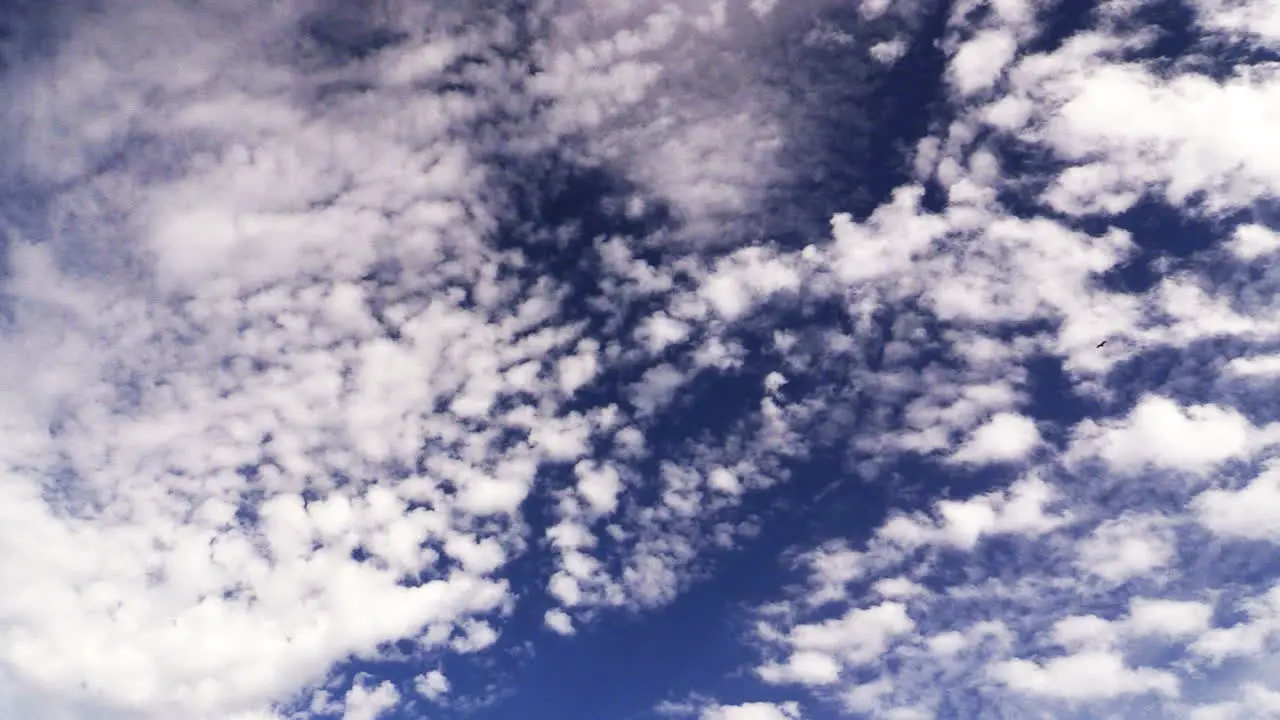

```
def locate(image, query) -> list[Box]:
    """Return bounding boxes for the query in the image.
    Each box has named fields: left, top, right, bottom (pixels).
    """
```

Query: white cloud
left=869, top=39, right=908, bottom=66
left=989, top=651, right=1180, bottom=700
left=1195, top=462, right=1280, bottom=542
left=701, top=702, right=801, bottom=720
left=631, top=364, right=692, bottom=417
left=1189, top=682, right=1280, bottom=720
left=1228, top=224, right=1280, bottom=261
left=707, top=467, right=744, bottom=495
left=1191, top=585, right=1280, bottom=663
left=948, top=412, right=1041, bottom=464
left=637, top=312, right=693, bottom=354
left=451, top=620, right=499, bottom=653
left=544, top=609, right=576, bottom=636
left=1014, top=53, right=1280, bottom=213
left=1125, top=598, right=1213, bottom=640
left=343, top=680, right=400, bottom=720
left=575, top=461, right=625, bottom=517
left=1069, top=395, right=1260, bottom=475
left=757, top=651, right=842, bottom=686
left=757, top=602, right=914, bottom=685
left=1052, top=614, right=1120, bottom=651
left=1191, top=0, right=1280, bottom=43
left=1075, top=514, right=1175, bottom=583
left=1226, top=354, right=1280, bottom=378
left=872, top=577, right=926, bottom=600
left=880, top=475, right=1068, bottom=551
left=413, top=669, right=449, bottom=701
left=948, top=29, right=1018, bottom=96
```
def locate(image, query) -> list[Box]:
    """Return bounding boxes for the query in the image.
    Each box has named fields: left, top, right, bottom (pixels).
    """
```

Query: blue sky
left=1, top=0, right=1280, bottom=719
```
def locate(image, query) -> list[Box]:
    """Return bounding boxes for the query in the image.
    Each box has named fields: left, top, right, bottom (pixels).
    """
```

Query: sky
left=0, top=0, right=1279, bottom=718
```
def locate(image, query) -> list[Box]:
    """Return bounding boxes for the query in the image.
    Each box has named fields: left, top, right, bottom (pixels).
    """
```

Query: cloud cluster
left=2, top=0, right=1278, bottom=717
left=710, top=0, right=1280, bottom=716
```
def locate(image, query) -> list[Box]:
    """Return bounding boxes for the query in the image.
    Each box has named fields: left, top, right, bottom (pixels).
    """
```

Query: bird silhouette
left=1096, top=340, right=1107, bottom=348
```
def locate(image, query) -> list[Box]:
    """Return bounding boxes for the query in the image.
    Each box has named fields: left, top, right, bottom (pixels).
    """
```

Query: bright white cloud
left=702, top=701, right=801, bottom=720
left=1075, top=514, right=1176, bottom=583
left=544, top=609, right=576, bottom=636
left=342, top=680, right=400, bottom=720
left=948, top=412, right=1041, bottom=464
left=989, top=651, right=1180, bottom=700
left=414, top=669, right=449, bottom=701
left=1228, top=223, right=1280, bottom=261
left=949, top=29, right=1018, bottom=96
left=1194, top=462, right=1280, bottom=542
left=1125, top=598, right=1213, bottom=640
left=1069, top=395, right=1260, bottom=475
left=757, top=651, right=842, bottom=686
left=879, top=474, right=1067, bottom=551
left=1226, top=354, right=1280, bottom=378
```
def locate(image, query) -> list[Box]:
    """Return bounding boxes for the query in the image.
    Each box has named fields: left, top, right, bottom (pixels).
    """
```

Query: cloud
left=544, top=609, right=576, bottom=636
left=342, top=679, right=400, bottom=720
left=756, top=650, right=842, bottom=686
left=701, top=702, right=801, bottom=720
left=1228, top=223, right=1280, bottom=261
left=413, top=669, right=449, bottom=701
left=1125, top=598, right=1214, bottom=640
left=1075, top=514, right=1176, bottom=583
left=948, top=411, right=1041, bottom=464
left=1069, top=395, right=1264, bottom=475
left=3, top=0, right=1280, bottom=718
left=1011, top=48, right=1280, bottom=214
left=757, top=602, right=914, bottom=685
left=1194, top=461, right=1280, bottom=542
left=1226, top=354, right=1280, bottom=378
left=1191, top=584, right=1280, bottom=664
left=948, top=28, right=1017, bottom=97
left=989, top=651, right=1180, bottom=700
left=878, top=474, right=1068, bottom=551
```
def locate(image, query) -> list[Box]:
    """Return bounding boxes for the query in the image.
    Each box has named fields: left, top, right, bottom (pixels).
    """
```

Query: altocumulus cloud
left=0, top=0, right=1279, bottom=719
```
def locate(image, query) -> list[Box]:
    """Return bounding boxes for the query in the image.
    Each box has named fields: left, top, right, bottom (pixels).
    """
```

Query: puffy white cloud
left=1226, top=354, right=1280, bottom=378
left=1013, top=52, right=1280, bottom=213
left=1075, top=514, right=1176, bottom=583
left=756, top=651, right=842, bottom=686
left=1069, top=395, right=1261, bottom=475
left=451, top=619, right=499, bottom=653
left=1195, top=462, right=1280, bottom=541
left=948, top=412, right=1041, bottom=464
left=413, top=669, right=449, bottom=701
left=948, top=29, right=1018, bottom=96
left=1191, top=585, right=1280, bottom=663
left=989, top=651, right=1180, bottom=700
left=879, top=474, right=1068, bottom=551
left=544, top=609, right=576, bottom=636
left=756, top=602, right=913, bottom=688
left=1191, top=0, right=1280, bottom=43
left=1125, top=598, right=1213, bottom=640
left=1228, top=224, right=1280, bottom=261
left=342, top=680, right=400, bottom=720
left=1189, top=682, right=1280, bottom=720
left=1052, top=614, right=1121, bottom=651
left=575, top=461, right=625, bottom=517
left=869, top=39, right=908, bottom=66
left=701, top=702, right=801, bottom=720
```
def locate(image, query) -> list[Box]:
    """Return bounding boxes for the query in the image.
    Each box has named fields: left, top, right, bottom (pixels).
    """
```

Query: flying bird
left=1096, top=340, right=1107, bottom=348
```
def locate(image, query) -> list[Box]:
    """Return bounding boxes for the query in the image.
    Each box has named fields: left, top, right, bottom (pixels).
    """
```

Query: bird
left=1096, top=340, right=1107, bottom=349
